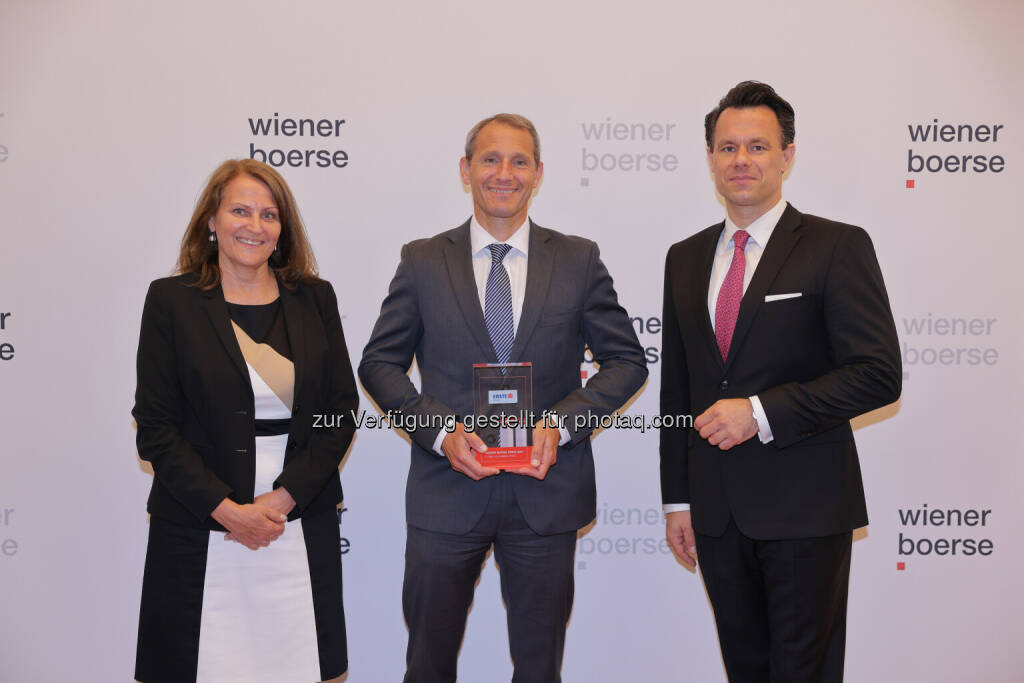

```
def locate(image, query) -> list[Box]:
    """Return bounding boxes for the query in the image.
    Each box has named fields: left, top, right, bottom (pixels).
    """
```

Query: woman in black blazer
left=133, top=159, right=357, bottom=683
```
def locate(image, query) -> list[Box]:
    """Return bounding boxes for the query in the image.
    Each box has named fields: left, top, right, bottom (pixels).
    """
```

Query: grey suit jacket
left=360, top=220, right=647, bottom=535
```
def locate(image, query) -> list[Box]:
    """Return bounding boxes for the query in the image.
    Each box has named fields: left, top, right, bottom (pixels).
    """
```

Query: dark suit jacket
left=132, top=274, right=358, bottom=530
left=359, top=220, right=648, bottom=536
left=660, top=204, right=902, bottom=539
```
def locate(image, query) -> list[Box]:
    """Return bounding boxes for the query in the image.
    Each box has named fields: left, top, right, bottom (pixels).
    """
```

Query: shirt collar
left=470, top=215, right=531, bottom=258
left=719, top=199, right=788, bottom=254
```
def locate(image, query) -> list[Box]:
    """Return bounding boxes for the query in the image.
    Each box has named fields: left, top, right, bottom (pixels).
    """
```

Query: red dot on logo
left=905, top=179, right=915, bottom=189
left=897, top=561, right=906, bottom=571
left=581, top=370, right=588, bottom=379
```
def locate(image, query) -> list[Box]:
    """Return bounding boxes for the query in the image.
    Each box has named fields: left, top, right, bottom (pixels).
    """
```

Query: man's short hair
left=464, top=113, right=541, bottom=165
left=704, top=81, right=795, bottom=150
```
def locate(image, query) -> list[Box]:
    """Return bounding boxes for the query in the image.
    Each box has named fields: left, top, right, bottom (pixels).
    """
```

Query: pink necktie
left=715, top=230, right=750, bottom=361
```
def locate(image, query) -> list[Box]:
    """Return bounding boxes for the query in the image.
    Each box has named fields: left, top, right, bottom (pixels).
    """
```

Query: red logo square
left=905, top=179, right=915, bottom=189
left=580, top=370, right=588, bottom=379
left=897, top=561, right=906, bottom=571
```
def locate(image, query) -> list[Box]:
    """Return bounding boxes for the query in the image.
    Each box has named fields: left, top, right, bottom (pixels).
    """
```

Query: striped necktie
left=484, top=243, right=515, bottom=364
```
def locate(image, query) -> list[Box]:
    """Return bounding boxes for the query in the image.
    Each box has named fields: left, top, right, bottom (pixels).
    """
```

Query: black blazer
left=132, top=274, right=358, bottom=530
left=660, top=205, right=902, bottom=539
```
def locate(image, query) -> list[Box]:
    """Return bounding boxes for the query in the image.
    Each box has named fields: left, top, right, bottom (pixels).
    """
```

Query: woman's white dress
left=196, top=362, right=321, bottom=683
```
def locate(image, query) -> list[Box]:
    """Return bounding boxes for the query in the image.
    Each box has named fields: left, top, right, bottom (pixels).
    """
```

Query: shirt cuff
left=432, top=428, right=446, bottom=456
left=558, top=426, right=570, bottom=446
left=749, top=395, right=774, bottom=444
left=663, top=503, right=691, bottom=513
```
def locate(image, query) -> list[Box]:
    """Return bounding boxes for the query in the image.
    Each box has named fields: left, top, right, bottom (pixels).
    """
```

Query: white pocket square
left=764, top=292, right=802, bottom=302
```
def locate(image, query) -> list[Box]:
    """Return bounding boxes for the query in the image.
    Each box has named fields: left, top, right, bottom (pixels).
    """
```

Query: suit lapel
left=202, top=286, right=250, bottom=384
left=443, top=221, right=498, bottom=363
left=509, top=222, right=553, bottom=362
left=724, top=204, right=804, bottom=371
left=279, top=284, right=307, bottom=404
left=692, top=224, right=725, bottom=370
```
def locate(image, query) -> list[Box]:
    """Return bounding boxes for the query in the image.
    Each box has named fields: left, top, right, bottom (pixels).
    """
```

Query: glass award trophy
left=472, top=362, right=533, bottom=469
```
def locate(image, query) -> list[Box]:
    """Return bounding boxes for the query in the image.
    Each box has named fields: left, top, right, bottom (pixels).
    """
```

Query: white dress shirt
left=469, top=215, right=530, bottom=329
left=664, top=199, right=787, bottom=514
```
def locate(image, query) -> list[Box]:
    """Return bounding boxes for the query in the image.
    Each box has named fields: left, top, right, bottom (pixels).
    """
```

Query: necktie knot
left=733, top=229, right=750, bottom=251
left=489, top=243, right=512, bottom=265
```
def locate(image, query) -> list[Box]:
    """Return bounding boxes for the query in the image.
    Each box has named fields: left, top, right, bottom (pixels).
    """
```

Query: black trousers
left=695, top=518, right=852, bottom=683
left=403, top=475, right=577, bottom=683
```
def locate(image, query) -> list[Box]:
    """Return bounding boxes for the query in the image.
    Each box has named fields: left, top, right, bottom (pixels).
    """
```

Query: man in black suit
left=660, top=81, right=901, bottom=682
left=360, top=114, right=647, bottom=682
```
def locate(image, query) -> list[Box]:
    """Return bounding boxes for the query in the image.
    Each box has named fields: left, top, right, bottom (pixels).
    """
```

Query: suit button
left=719, top=380, right=729, bottom=391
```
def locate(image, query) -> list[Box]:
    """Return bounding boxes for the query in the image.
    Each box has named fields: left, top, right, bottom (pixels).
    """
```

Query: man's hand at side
left=666, top=510, right=697, bottom=569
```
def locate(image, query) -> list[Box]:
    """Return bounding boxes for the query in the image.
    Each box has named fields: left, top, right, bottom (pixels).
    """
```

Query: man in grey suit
left=359, top=113, right=647, bottom=683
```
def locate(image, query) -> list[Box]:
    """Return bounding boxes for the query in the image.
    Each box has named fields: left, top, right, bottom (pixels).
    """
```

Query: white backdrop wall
left=1, top=1, right=1021, bottom=680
